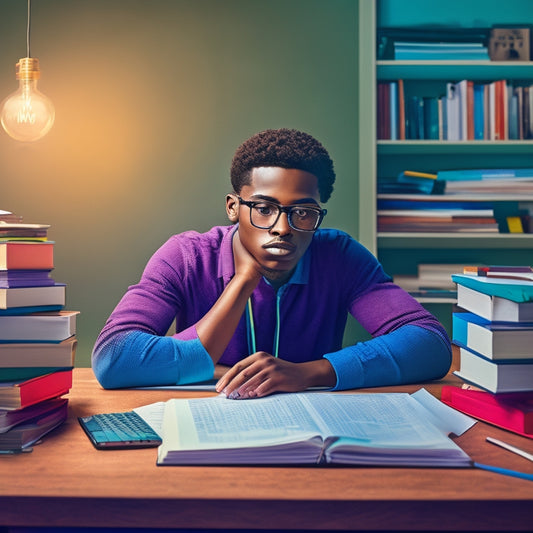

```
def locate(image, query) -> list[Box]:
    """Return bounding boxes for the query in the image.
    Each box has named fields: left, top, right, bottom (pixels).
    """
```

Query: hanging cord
left=26, top=0, right=32, bottom=57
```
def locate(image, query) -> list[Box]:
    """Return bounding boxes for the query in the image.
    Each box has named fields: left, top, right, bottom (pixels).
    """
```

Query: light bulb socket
left=16, top=57, right=41, bottom=81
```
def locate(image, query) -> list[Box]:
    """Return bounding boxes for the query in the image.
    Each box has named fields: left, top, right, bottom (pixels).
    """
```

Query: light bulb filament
left=17, top=103, right=36, bottom=125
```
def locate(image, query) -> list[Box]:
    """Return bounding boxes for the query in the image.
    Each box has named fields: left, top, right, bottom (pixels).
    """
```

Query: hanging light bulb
left=0, top=0, right=55, bottom=142
left=1, top=58, right=55, bottom=142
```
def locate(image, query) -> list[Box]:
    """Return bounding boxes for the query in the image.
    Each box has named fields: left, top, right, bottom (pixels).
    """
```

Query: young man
left=92, top=128, right=451, bottom=397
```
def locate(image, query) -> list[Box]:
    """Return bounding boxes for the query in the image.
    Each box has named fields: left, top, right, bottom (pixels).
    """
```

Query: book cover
left=398, top=79, right=406, bottom=140
left=0, top=242, right=54, bottom=270
left=441, top=386, right=533, bottom=438
left=452, top=274, right=533, bottom=303
left=0, top=310, right=78, bottom=342
left=0, top=222, right=49, bottom=241
left=0, top=369, right=72, bottom=410
left=0, top=366, right=73, bottom=383
left=0, top=398, right=68, bottom=452
left=0, top=397, right=67, bottom=433
left=452, top=312, right=533, bottom=360
left=455, top=346, right=533, bottom=394
left=157, top=391, right=473, bottom=467
left=437, top=168, right=533, bottom=181
left=0, top=269, right=55, bottom=288
left=389, top=81, right=398, bottom=140
left=473, top=83, right=485, bottom=140
left=446, top=83, right=460, bottom=141
left=423, top=97, right=439, bottom=140
left=0, top=337, right=77, bottom=368
left=0, top=284, right=66, bottom=311
left=456, top=284, right=533, bottom=322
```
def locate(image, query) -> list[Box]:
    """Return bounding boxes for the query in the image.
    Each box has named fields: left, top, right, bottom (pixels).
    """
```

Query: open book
left=156, top=390, right=474, bottom=467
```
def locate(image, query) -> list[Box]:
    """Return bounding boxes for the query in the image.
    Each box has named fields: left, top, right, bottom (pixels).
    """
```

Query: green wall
left=0, top=0, right=359, bottom=365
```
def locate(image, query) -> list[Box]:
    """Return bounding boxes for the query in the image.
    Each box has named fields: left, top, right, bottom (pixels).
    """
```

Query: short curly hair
left=230, top=128, right=336, bottom=202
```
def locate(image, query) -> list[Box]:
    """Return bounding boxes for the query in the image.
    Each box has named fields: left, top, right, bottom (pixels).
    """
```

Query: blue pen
left=474, top=462, right=533, bottom=482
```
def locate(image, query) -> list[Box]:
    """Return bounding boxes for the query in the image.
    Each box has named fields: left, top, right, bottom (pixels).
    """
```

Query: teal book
left=0, top=367, right=72, bottom=383
left=389, top=81, right=398, bottom=140
left=437, top=169, right=533, bottom=181
left=452, top=274, right=533, bottom=303
left=423, top=97, right=439, bottom=140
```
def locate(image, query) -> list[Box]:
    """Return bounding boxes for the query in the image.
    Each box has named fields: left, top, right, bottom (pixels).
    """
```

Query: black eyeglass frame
left=235, top=195, right=327, bottom=232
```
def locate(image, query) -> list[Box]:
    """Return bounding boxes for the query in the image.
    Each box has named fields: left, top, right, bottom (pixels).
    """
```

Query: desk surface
left=1, top=367, right=533, bottom=531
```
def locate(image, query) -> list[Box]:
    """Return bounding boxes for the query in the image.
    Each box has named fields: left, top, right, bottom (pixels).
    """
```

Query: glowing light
left=1, top=57, right=55, bottom=142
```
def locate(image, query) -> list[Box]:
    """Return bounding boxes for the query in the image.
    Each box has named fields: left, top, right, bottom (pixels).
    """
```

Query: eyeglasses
left=236, top=195, right=327, bottom=232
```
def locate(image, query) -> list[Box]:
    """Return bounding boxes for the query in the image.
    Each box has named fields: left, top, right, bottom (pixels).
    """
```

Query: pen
left=474, top=462, right=533, bottom=482
left=486, top=437, right=533, bottom=463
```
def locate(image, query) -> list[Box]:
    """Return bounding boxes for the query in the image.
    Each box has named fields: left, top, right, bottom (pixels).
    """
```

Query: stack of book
left=377, top=194, right=501, bottom=234
left=376, top=27, right=490, bottom=61
left=392, top=263, right=463, bottom=301
left=0, top=210, right=78, bottom=453
left=378, top=169, right=533, bottom=233
left=443, top=266, right=533, bottom=438
left=393, top=41, right=490, bottom=61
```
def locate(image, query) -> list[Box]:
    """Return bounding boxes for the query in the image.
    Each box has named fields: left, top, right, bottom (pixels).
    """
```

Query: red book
left=0, top=242, right=54, bottom=270
left=0, top=369, right=72, bottom=410
left=441, top=385, right=533, bottom=439
left=467, top=80, right=474, bottom=140
left=398, top=79, right=406, bottom=140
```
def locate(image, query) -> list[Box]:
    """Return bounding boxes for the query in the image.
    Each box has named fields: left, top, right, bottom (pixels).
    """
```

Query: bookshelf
left=356, top=0, right=533, bottom=332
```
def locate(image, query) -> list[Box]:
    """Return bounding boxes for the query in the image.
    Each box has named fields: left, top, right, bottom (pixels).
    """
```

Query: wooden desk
left=1, top=367, right=533, bottom=532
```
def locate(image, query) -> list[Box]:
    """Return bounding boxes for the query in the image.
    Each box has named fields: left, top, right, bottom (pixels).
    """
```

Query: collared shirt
left=92, top=226, right=451, bottom=389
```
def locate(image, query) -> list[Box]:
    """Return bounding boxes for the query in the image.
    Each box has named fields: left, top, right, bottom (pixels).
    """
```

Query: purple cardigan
left=92, top=226, right=451, bottom=389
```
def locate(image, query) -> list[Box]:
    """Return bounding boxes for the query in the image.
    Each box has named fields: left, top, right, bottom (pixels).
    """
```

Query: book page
left=302, top=392, right=454, bottom=448
left=165, top=393, right=325, bottom=451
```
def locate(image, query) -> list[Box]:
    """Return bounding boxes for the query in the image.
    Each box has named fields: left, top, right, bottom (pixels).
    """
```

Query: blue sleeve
left=92, top=330, right=214, bottom=389
left=324, top=325, right=452, bottom=390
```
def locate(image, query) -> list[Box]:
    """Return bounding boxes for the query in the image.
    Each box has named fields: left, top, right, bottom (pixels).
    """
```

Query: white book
left=157, top=391, right=473, bottom=467
left=0, top=311, right=78, bottom=341
left=0, top=285, right=65, bottom=310
left=456, top=285, right=533, bottom=322
left=446, top=83, right=460, bottom=141
left=456, top=347, right=533, bottom=393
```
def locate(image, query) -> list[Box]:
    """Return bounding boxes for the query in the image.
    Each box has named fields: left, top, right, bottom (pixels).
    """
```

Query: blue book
left=378, top=199, right=494, bottom=211
left=423, top=97, right=439, bottom=140
left=473, top=84, right=485, bottom=140
left=0, top=269, right=55, bottom=289
left=389, top=81, right=398, bottom=140
left=0, top=305, right=63, bottom=316
left=452, top=312, right=533, bottom=360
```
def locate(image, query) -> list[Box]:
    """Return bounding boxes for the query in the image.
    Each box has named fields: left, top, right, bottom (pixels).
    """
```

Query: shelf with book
left=378, top=233, right=533, bottom=249
left=359, top=0, right=533, bottom=311
left=378, top=141, right=533, bottom=155
left=378, top=61, right=533, bottom=80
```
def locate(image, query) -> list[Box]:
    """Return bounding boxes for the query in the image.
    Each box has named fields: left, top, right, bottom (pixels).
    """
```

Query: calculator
left=78, top=411, right=162, bottom=449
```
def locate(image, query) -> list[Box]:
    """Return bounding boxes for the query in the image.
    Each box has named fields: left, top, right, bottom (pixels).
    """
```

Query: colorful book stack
left=443, top=266, right=533, bottom=439
left=0, top=209, right=78, bottom=453
left=377, top=78, right=533, bottom=141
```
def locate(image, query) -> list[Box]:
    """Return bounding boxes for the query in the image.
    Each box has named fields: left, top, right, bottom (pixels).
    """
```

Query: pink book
left=441, top=385, right=533, bottom=439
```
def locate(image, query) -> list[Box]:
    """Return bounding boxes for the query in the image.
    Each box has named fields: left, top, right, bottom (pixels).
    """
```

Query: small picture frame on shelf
left=489, top=26, right=531, bottom=61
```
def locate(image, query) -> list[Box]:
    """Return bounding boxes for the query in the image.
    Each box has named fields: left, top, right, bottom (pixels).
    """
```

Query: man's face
left=229, top=166, right=322, bottom=285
